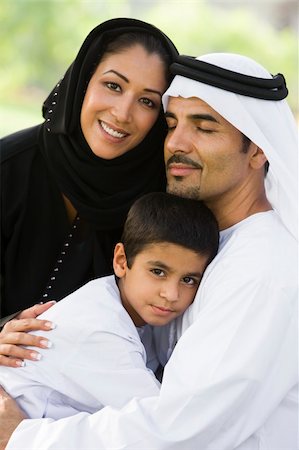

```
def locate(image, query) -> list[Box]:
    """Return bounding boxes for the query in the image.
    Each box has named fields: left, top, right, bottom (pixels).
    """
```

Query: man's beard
left=166, top=178, right=201, bottom=200
left=165, top=154, right=202, bottom=200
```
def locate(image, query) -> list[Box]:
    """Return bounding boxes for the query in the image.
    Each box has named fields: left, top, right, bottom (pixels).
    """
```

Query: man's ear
left=113, top=243, right=128, bottom=278
left=249, top=145, right=268, bottom=170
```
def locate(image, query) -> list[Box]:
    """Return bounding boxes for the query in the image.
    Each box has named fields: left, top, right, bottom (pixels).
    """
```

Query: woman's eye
left=140, top=98, right=156, bottom=108
left=106, top=82, right=121, bottom=92
left=150, top=268, right=165, bottom=277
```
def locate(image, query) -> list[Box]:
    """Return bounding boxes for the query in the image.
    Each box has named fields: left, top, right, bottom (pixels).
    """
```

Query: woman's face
left=80, top=44, right=168, bottom=159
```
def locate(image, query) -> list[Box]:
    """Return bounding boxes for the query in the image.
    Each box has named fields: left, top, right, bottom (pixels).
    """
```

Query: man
left=0, top=52, right=297, bottom=450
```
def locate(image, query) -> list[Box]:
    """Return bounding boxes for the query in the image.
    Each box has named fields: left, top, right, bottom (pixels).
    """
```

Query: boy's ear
left=113, top=243, right=128, bottom=278
left=249, top=145, right=268, bottom=170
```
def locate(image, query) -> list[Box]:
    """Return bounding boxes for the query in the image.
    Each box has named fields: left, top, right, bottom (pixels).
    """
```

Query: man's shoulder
left=216, top=211, right=296, bottom=277
left=221, top=211, right=294, bottom=250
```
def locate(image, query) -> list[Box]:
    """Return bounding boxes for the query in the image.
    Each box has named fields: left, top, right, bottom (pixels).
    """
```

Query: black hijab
left=40, top=18, right=179, bottom=231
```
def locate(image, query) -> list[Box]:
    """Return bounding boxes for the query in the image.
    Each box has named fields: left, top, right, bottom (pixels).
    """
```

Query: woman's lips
left=99, top=120, right=129, bottom=139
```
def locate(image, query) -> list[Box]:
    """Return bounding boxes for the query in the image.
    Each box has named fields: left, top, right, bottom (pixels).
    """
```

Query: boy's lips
left=151, top=305, right=174, bottom=316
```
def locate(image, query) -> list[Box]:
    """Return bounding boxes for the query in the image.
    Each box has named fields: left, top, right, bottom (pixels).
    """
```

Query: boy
left=0, top=192, right=218, bottom=419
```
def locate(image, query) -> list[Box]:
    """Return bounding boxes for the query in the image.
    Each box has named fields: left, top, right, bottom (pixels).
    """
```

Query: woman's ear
left=113, top=243, right=128, bottom=278
left=249, top=145, right=268, bottom=170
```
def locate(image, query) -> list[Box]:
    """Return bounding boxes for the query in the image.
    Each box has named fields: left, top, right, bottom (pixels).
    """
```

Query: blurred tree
left=0, top=0, right=297, bottom=137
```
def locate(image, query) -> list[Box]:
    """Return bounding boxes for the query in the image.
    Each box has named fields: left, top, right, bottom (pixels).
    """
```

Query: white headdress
left=162, top=53, right=298, bottom=240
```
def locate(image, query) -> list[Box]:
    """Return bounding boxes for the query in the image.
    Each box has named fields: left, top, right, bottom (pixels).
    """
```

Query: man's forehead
left=167, top=95, right=214, bottom=111
left=166, top=96, right=221, bottom=119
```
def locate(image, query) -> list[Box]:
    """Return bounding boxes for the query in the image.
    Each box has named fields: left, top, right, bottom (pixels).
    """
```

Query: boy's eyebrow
left=165, top=111, right=220, bottom=123
left=147, top=260, right=170, bottom=270
left=147, top=260, right=203, bottom=278
left=103, top=70, right=163, bottom=96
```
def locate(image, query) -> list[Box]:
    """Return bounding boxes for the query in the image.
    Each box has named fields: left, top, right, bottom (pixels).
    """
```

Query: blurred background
left=1, top=0, right=298, bottom=138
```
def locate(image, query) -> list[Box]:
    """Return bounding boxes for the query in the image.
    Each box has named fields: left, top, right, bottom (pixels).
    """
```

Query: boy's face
left=113, top=242, right=209, bottom=327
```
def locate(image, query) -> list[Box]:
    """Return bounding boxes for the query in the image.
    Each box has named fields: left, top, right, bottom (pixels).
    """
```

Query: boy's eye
left=150, top=268, right=165, bottom=277
left=106, top=82, right=121, bottom=92
left=182, top=276, right=198, bottom=286
left=140, top=98, right=156, bottom=108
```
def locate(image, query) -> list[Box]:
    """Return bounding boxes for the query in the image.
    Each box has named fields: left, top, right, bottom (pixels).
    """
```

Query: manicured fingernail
left=16, top=360, right=25, bottom=367
left=40, top=339, right=52, bottom=348
left=31, top=352, right=42, bottom=361
left=45, top=321, right=56, bottom=329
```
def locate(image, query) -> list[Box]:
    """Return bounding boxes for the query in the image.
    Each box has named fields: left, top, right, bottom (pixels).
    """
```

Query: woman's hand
left=0, top=301, right=56, bottom=367
left=0, top=385, right=26, bottom=450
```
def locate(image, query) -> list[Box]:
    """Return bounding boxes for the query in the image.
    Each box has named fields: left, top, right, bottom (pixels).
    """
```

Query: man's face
left=164, top=96, right=252, bottom=206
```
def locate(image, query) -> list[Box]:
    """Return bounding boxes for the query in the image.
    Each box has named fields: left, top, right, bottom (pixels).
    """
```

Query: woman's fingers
left=17, top=300, right=56, bottom=319
left=1, top=317, right=55, bottom=333
left=0, top=315, right=56, bottom=367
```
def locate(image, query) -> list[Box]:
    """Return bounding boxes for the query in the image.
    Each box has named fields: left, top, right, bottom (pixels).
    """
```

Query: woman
left=0, top=18, right=179, bottom=366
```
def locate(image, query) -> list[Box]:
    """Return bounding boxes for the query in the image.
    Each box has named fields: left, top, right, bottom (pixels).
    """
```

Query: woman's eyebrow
left=103, top=69, right=129, bottom=83
left=103, top=69, right=162, bottom=97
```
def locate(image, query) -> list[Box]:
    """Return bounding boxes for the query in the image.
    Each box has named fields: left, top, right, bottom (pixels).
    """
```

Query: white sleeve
left=7, top=259, right=297, bottom=449
left=56, top=329, right=160, bottom=410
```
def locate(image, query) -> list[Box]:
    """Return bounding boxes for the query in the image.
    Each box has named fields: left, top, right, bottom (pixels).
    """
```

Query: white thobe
left=0, top=275, right=160, bottom=419
left=7, top=212, right=298, bottom=449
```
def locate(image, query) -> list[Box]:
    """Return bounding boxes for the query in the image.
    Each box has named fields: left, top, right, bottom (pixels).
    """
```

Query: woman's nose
left=112, top=97, right=133, bottom=124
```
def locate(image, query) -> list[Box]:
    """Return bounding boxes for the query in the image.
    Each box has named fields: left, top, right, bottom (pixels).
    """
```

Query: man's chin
left=166, top=182, right=201, bottom=201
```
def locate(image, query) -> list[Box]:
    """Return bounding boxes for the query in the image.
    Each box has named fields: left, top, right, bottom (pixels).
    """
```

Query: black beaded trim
left=41, top=215, right=81, bottom=300
left=45, top=80, right=62, bottom=132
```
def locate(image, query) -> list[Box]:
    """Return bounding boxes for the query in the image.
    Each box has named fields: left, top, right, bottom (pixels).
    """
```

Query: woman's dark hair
left=95, top=31, right=172, bottom=83
left=121, top=192, right=219, bottom=268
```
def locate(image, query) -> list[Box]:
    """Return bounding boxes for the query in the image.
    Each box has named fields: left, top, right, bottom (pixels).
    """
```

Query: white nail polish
left=45, top=321, right=56, bottom=329
left=31, top=352, right=42, bottom=361
left=16, top=360, right=25, bottom=367
left=40, top=340, right=53, bottom=348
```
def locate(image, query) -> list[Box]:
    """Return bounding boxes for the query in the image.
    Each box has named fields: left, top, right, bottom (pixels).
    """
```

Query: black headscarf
left=40, top=18, right=179, bottom=231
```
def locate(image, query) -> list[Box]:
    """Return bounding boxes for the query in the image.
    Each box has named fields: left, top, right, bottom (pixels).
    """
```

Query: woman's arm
left=0, top=302, right=56, bottom=367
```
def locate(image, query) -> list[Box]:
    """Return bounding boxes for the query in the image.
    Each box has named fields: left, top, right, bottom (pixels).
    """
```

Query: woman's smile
left=99, top=120, right=129, bottom=140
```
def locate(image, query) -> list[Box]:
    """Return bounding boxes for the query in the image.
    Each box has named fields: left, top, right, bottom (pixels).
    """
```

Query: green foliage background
left=1, top=0, right=298, bottom=137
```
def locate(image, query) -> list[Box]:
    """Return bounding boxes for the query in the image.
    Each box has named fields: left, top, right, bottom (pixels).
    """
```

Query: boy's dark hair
left=121, top=192, right=219, bottom=268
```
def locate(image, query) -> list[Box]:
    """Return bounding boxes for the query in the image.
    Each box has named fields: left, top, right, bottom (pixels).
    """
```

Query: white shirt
left=7, top=212, right=298, bottom=449
left=0, top=275, right=160, bottom=419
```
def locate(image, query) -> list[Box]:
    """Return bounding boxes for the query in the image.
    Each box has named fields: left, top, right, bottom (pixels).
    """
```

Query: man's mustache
left=166, top=154, right=202, bottom=170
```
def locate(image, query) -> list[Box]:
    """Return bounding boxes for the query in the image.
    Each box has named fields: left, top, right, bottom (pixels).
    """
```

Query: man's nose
left=165, top=126, right=192, bottom=155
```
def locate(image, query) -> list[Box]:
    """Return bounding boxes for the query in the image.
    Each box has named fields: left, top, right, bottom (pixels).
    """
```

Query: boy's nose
left=159, top=282, right=179, bottom=302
